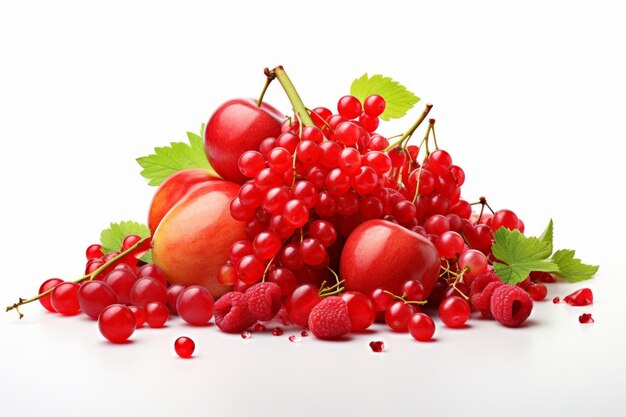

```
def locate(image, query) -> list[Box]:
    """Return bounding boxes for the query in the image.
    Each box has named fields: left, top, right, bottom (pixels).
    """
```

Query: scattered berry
left=578, top=313, right=594, bottom=324
left=564, top=288, right=593, bottom=306
left=272, top=327, right=284, bottom=336
left=385, top=301, right=416, bottom=332
left=553, top=296, right=560, bottom=304
left=174, top=336, right=195, bottom=358
left=301, top=330, right=309, bottom=337
left=369, top=341, right=385, bottom=352
left=409, top=313, right=436, bottom=342
left=490, top=285, right=533, bottom=328
left=439, top=296, right=470, bottom=328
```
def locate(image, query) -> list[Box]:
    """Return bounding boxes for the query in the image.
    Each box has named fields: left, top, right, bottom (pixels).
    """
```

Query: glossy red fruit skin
left=409, top=313, right=436, bottom=342
left=145, top=302, right=170, bottom=328
left=130, top=277, right=167, bottom=308
left=147, top=168, right=216, bottom=235
left=284, top=284, right=322, bottom=327
left=129, top=306, right=146, bottom=328
left=50, top=282, right=81, bottom=316
left=438, top=296, right=471, bottom=328
left=340, top=219, right=440, bottom=298
left=204, top=98, right=284, bottom=184
left=175, top=337, right=195, bottom=358
left=166, top=284, right=186, bottom=314
left=98, top=304, right=136, bottom=343
left=77, top=280, right=119, bottom=319
left=38, top=278, right=63, bottom=312
left=176, top=285, right=215, bottom=326
left=340, top=291, right=375, bottom=332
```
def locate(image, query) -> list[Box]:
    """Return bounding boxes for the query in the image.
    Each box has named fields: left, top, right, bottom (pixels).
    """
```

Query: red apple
left=340, top=219, right=440, bottom=298
left=147, top=168, right=217, bottom=235
left=152, top=179, right=246, bottom=297
left=204, top=98, right=284, bottom=184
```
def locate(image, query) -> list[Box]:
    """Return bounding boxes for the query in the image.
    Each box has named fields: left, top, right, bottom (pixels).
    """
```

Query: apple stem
left=384, top=103, right=433, bottom=151
left=271, top=66, right=315, bottom=127
left=257, top=68, right=276, bottom=107
left=5, top=237, right=151, bottom=318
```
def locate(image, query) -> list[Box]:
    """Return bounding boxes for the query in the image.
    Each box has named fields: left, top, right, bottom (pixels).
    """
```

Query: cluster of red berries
left=38, top=237, right=217, bottom=343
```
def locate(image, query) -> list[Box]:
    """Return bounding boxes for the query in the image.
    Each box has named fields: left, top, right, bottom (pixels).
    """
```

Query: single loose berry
left=174, top=336, right=195, bottom=358
left=490, top=285, right=533, bottom=328
left=98, top=304, right=136, bottom=343
left=409, top=313, right=436, bottom=342
left=553, top=296, right=560, bottom=304
left=308, top=296, right=352, bottom=340
left=214, top=292, right=256, bottom=333
left=528, top=283, right=548, bottom=301
left=438, top=296, right=470, bottom=328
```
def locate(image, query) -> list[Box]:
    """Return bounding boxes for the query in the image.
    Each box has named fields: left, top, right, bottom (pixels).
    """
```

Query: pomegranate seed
left=301, top=330, right=309, bottom=337
left=578, top=313, right=594, bottom=324
left=253, top=323, right=265, bottom=332
left=369, top=340, right=384, bottom=352
left=272, top=328, right=283, bottom=336
left=241, top=331, right=251, bottom=339
left=552, top=296, right=560, bottom=304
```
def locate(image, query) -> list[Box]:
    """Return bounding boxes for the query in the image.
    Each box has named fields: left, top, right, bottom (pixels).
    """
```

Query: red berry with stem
left=364, top=151, right=391, bottom=175
left=334, top=121, right=361, bottom=146
left=77, top=280, right=118, bottom=319
left=409, top=313, right=436, bottom=342
left=50, top=282, right=81, bottom=316
left=176, top=285, right=215, bottom=326
left=292, top=180, right=318, bottom=208
left=38, top=278, right=63, bottom=312
left=299, top=237, right=327, bottom=266
left=253, top=231, right=282, bottom=260
left=359, top=112, right=379, bottom=133
left=104, top=268, right=137, bottom=305
left=258, top=137, right=276, bottom=157
left=337, top=95, right=362, bottom=119
left=340, top=291, right=375, bottom=332
left=130, top=277, right=167, bottom=308
left=371, top=288, right=394, bottom=312
left=174, top=336, right=195, bottom=358
left=364, top=94, right=386, bottom=117
left=338, top=148, right=362, bottom=174
left=326, top=168, right=351, bottom=195
left=310, top=107, right=332, bottom=128
left=267, top=147, right=292, bottom=173
left=308, top=220, right=337, bottom=247
left=283, top=199, right=309, bottom=228
left=459, top=249, right=489, bottom=276
left=238, top=150, right=266, bottom=178
left=236, top=254, right=266, bottom=285
left=285, top=284, right=322, bottom=327
left=427, top=149, right=453, bottom=176
left=385, top=301, right=416, bottom=332
left=492, top=209, right=520, bottom=231
left=402, top=280, right=425, bottom=301
left=121, top=234, right=142, bottom=251
left=129, top=305, right=146, bottom=328
left=145, top=302, right=169, bottom=328
left=351, top=166, right=379, bottom=195
left=98, top=304, right=136, bottom=343
left=424, top=214, right=450, bottom=235
left=296, top=140, right=320, bottom=165
left=86, top=244, right=104, bottom=260
left=438, top=296, right=471, bottom=328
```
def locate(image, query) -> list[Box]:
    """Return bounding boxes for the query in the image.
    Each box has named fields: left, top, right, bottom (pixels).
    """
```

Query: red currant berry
left=253, top=231, right=282, bottom=260
left=130, top=277, right=167, bottom=308
left=176, top=285, right=215, bottom=326
left=50, top=282, right=81, bottom=316
left=236, top=255, right=266, bottom=285
left=334, top=121, right=361, bottom=146
left=174, top=336, right=195, bottom=358
left=492, top=209, right=520, bottom=231
left=284, top=284, right=322, bottom=327
left=86, top=244, right=104, bottom=260
left=363, top=94, right=386, bottom=117
left=385, top=301, right=415, bottom=332
left=528, top=283, right=548, bottom=301
left=459, top=249, right=488, bottom=276
left=166, top=284, right=186, bottom=314
left=435, top=231, right=465, bottom=259
left=98, top=304, right=136, bottom=343
left=409, top=313, right=436, bottom=342
left=283, top=199, right=309, bottom=228
left=402, top=280, right=425, bottom=301
left=78, top=280, right=118, bottom=320
left=299, top=238, right=327, bottom=266
left=238, top=150, right=266, bottom=178
left=136, top=264, right=168, bottom=287
left=38, top=278, right=63, bottom=312
left=337, top=95, right=362, bottom=119
left=438, top=296, right=470, bottom=328
left=370, top=288, right=394, bottom=312
left=340, top=291, right=375, bottom=332
left=129, top=305, right=146, bottom=328
left=145, top=301, right=169, bottom=328
left=104, top=268, right=137, bottom=305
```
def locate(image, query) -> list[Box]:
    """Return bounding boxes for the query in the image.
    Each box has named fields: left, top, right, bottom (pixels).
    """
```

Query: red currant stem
left=384, top=103, right=433, bottom=151
left=451, top=267, right=470, bottom=300
left=429, top=119, right=439, bottom=149
left=319, top=267, right=345, bottom=296
left=477, top=202, right=486, bottom=223
left=272, top=66, right=314, bottom=127
left=257, top=68, right=276, bottom=107
left=5, top=237, right=151, bottom=318
left=411, top=163, right=424, bottom=204
left=305, top=106, right=333, bottom=132
left=261, top=255, right=276, bottom=282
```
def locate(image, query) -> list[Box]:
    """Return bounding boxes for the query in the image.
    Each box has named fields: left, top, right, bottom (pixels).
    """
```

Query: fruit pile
left=6, top=66, right=599, bottom=352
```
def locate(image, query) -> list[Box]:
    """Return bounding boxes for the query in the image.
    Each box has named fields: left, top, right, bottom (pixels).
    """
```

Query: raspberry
left=469, top=270, right=500, bottom=298
left=470, top=281, right=503, bottom=318
left=245, top=282, right=282, bottom=321
left=490, top=284, right=533, bottom=327
left=214, top=292, right=256, bottom=333
left=308, top=296, right=352, bottom=340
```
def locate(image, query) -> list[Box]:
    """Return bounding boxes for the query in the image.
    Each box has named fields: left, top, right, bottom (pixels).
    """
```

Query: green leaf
left=552, top=249, right=599, bottom=282
left=491, top=223, right=557, bottom=284
left=100, top=221, right=152, bottom=264
left=350, top=74, right=420, bottom=121
left=137, top=125, right=216, bottom=186
left=539, top=218, right=554, bottom=254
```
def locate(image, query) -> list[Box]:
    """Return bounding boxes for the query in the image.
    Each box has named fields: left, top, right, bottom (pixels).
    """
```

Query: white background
left=1, top=1, right=625, bottom=416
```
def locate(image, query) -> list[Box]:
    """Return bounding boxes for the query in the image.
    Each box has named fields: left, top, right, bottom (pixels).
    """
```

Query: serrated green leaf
left=100, top=221, right=152, bottom=263
left=137, top=125, right=216, bottom=186
left=494, top=260, right=560, bottom=284
left=350, top=74, right=420, bottom=121
left=539, top=219, right=554, bottom=254
left=552, top=249, right=599, bottom=282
